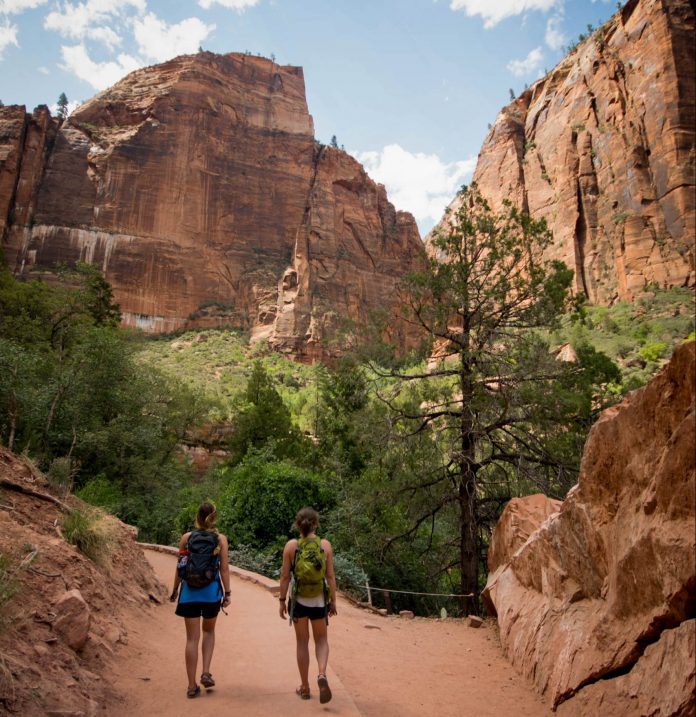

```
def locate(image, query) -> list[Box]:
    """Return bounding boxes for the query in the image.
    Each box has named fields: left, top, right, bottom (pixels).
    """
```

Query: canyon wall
left=0, top=52, right=424, bottom=360
left=483, top=341, right=696, bottom=715
left=432, top=0, right=695, bottom=303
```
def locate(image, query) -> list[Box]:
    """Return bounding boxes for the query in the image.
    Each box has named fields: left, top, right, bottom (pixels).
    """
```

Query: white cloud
left=545, top=15, right=567, bottom=50
left=60, top=43, right=140, bottom=90
left=37, top=64, right=50, bottom=74
left=0, top=21, right=18, bottom=59
left=0, top=0, right=47, bottom=14
left=133, top=12, right=215, bottom=63
left=352, top=144, right=476, bottom=231
left=507, top=46, right=544, bottom=77
left=44, top=1, right=145, bottom=46
left=449, top=0, right=560, bottom=28
left=197, top=0, right=260, bottom=10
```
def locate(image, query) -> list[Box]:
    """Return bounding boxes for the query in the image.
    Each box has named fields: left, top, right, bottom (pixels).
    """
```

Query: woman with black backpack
left=170, top=502, right=231, bottom=698
left=278, top=507, right=338, bottom=704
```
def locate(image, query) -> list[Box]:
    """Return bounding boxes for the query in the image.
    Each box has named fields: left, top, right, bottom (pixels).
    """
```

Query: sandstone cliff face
left=432, top=0, right=695, bottom=303
left=0, top=53, right=424, bottom=360
left=483, top=341, right=696, bottom=714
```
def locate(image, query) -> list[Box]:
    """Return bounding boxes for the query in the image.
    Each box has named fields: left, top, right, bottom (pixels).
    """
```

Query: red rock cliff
left=483, top=341, right=696, bottom=715
left=0, top=53, right=424, bottom=360
left=432, top=0, right=695, bottom=303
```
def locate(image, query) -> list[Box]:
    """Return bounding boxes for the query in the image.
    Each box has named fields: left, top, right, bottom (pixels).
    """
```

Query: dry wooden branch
left=0, top=478, right=71, bottom=512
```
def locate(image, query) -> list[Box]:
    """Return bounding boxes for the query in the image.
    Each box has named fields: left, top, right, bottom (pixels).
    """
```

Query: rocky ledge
left=483, top=340, right=695, bottom=715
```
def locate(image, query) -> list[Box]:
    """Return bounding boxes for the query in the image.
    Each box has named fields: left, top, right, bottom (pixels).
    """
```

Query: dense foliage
left=1, top=236, right=692, bottom=615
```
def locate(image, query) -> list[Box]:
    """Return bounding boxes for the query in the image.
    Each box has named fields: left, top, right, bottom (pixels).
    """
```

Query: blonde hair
left=195, top=502, right=218, bottom=532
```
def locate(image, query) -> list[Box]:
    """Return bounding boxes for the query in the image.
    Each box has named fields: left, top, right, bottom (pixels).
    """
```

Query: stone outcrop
left=53, top=589, right=91, bottom=651
left=0, top=446, right=167, bottom=716
left=0, top=52, right=424, bottom=361
left=432, top=0, right=695, bottom=303
left=483, top=341, right=696, bottom=713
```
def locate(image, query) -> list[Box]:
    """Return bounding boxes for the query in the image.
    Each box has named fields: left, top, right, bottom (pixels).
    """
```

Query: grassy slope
left=135, top=331, right=319, bottom=430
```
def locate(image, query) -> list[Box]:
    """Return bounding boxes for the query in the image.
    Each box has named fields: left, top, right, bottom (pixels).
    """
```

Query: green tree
left=217, top=450, right=334, bottom=549
left=371, top=184, right=577, bottom=612
left=229, top=360, right=308, bottom=462
left=56, top=92, right=69, bottom=120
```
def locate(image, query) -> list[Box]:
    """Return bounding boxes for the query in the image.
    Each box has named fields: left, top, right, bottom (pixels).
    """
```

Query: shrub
left=638, top=341, right=668, bottom=363
left=47, top=457, right=76, bottom=498
left=227, top=544, right=281, bottom=578
left=217, top=451, right=335, bottom=550
left=61, top=508, right=113, bottom=567
left=332, top=552, right=369, bottom=599
left=77, top=475, right=122, bottom=515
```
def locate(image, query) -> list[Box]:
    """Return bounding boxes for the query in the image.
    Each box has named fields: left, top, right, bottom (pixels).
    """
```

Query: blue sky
left=0, top=0, right=617, bottom=234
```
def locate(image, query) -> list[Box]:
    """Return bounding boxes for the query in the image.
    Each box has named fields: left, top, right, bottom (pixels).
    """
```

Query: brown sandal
left=317, top=674, right=332, bottom=704
left=186, top=685, right=201, bottom=698
left=201, top=672, right=215, bottom=689
left=296, top=685, right=310, bottom=700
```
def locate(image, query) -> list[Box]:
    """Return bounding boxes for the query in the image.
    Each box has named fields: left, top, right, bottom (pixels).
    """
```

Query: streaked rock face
left=483, top=341, right=696, bottom=714
left=431, top=0, right=695, bottom=303
left=0, top=52, right=424, bottom=360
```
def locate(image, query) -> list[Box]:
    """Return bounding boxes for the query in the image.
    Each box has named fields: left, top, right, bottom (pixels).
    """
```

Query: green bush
left=62, top=508, right=113, bottom=567
left=77, top=475, right=122, bottom=515
left=217, top=451, right=335, bottom=550
left=638, top=341, right=668, bottom=363
left=227, top=543, right=280, bottom=578
left=332, top=552, right=369, bottom=599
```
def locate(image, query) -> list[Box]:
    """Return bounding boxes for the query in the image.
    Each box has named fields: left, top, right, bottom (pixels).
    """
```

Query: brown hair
left=195, top=502, right=218, bottom=532
left=294, top=507, right=319, bottom=537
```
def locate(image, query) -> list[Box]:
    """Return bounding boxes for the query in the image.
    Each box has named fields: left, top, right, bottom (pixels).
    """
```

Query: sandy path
left=111, top=550, right=552, bottom=717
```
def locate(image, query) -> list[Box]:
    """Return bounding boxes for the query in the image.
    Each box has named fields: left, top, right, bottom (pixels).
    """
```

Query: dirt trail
left=111, top=549, right=552, bottom=717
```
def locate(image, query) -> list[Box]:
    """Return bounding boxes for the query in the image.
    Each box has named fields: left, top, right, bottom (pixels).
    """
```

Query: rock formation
left=0, top=53, right=424, bottom=361
left=432, top=0, right=695, bottom=303
left=0, top=446, right=167, bottom=716
left=483, top=341, right=696, bottom=715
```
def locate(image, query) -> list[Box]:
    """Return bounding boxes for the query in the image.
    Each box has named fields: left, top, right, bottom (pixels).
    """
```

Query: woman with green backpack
left=278, top=507, right=338, bottom=703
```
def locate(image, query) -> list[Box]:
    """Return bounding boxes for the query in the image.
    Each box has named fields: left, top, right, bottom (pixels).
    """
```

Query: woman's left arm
left=323, top=539, right=338, bottom=616
left=219, top=534, right=231, bottom=606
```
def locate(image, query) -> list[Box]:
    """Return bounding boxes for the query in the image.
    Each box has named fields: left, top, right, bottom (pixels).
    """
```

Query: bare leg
left=293, top=618, right=310, bottom=689
left=310, top=618, right=329, bottom=675
left=184, top=618, right=201, bottom=689
left=201, top=616, right=217, bottom=675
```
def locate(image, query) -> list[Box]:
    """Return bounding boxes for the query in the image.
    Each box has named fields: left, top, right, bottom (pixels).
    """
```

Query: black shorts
left=291, top=601, right=327, bottom=621
left=175, top=601, right=221, bottom=619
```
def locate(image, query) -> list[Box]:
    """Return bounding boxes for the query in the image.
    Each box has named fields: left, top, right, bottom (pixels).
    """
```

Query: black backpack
left=183, top=530, right=220, bottom=588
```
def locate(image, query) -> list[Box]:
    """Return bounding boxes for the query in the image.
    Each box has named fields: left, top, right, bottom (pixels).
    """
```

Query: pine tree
left=56, top=92, right=69, bottom=120
left=372, top=184, right=578, bottom=612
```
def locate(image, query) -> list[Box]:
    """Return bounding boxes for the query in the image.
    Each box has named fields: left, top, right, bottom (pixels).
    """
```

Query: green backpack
left=293, top=536, right=327, bottom=598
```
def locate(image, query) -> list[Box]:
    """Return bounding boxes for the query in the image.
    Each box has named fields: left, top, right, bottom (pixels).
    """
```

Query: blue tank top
left=179, top=573, right=223, bottom=604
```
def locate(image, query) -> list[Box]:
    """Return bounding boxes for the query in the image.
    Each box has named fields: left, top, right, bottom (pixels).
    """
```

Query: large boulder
left=53, top=589, right=91, bottom=651
left=483, top=341, right=696, bottom=712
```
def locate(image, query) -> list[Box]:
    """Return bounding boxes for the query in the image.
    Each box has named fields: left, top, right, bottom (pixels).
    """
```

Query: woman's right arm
left=170, top=532, right=189, bottom=602
left=278, top=540, right=295, bottom=619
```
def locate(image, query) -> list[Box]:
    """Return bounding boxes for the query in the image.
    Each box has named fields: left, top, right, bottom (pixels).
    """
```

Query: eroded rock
left=483, top=341, right=696, bottom=711
left=0, top=53, right=424, bottom=361
left=431, top=0, right=695, bottom=303
left=53, top=589, right=91, bottom=651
